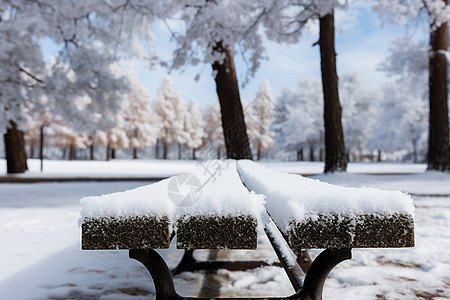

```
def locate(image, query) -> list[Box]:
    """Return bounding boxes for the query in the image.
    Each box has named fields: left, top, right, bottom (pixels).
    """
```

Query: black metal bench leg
left=296, top=248, right=352, bottom=300
left=130, top=249, right=181, bottom=300
left=172, top=250, right=196, bottom=275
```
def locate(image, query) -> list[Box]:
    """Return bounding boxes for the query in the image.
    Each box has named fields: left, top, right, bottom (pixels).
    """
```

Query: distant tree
left=260, top=0, right=348, bottom=171
left=273, top=78, right=324, bottom=161
left=374, top=0, right=450, bottom=170
left=106, top=126, right=129, bottom=160
left=370, top=80, right=428, bottom=162
left=204, top=103, right=226, bottom=159
left=339, top=72, right=377, bottom=161
left=247, top=80, right=275, bottom=160
left=164, top=1, right=278, bottom=159
left=154, top=77, right=186, bottom=159
left=122, top=67, right=160, bottom=159
left=0, top=1, right=158, bottom=173
left=47, top=122, right=89, bottom=160
left=184, top=99, right=205, bottom=159
left=24, top=96, right=54, bottom=158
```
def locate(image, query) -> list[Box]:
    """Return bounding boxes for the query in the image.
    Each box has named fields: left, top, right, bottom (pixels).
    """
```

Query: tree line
left=1, top=1, right=449, bottom=174
left=22, top=72, right=431, bottom=164
left=22, top=76, right=275, bottom=162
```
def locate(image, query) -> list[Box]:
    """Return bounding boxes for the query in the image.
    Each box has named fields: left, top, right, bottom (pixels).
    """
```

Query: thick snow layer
left=79, top=179, right=176, bottom=225
left=175, top=160, right=265, bottom=218
left=79, top=160, right=265, bottom=227
left=237, top=160, right=415, bottom=231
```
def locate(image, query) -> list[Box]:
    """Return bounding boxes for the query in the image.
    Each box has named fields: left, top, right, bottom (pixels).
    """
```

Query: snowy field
left=0, top=159, right=449, bottom=299
left=1, top=159, right=428, bottom=178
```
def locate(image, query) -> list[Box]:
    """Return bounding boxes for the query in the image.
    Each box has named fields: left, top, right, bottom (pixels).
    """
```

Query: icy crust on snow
left=237, top=160, right=415, bottom=248
left=79, top=179, right=176, bottom=224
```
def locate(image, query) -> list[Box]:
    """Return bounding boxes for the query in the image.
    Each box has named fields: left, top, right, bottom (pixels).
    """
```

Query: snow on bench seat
left=80, top=160, right=265, bottom=250
left=176, top=160, right=265, bottom=249
left=237, top=160, right=415, bottom=249
left=80, top=181, right=175, bottom=250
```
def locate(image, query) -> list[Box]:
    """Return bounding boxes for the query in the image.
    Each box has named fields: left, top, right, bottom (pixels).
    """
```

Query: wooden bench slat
left=175, top=160, right=264, bottom=249
left=288, top=213, right=414, bottom=249
left=176, top=215, right=258, bottom=249
left=237, top=160, right=415, bottom=249
left=81, top=215, right=171, bottom=250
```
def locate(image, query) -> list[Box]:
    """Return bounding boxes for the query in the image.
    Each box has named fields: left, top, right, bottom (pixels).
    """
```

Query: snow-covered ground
left=1, top=159, right=428, bottom=178
left=0, top=160, right=449, bottom=299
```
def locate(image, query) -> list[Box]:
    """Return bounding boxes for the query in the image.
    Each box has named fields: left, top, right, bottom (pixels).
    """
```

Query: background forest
left=1, top=0, right=449, bottom=173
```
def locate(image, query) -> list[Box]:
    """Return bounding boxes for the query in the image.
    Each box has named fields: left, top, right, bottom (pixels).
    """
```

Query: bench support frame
left=172, top=249, right=281, bottom=275
left=129, top=249, right=181, bottom=300
left=129, top=248, right=351, bottom=300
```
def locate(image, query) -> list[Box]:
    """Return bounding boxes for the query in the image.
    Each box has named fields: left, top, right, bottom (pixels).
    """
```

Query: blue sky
left=42, top=3, right=428, bottom=108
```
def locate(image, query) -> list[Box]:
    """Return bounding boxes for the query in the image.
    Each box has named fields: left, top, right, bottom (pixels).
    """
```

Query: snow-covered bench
left=237, top=160, right=415, bottom=250
left=79, top=160, right=415, bottom=299
left=81, top=160, right=264, bottom=251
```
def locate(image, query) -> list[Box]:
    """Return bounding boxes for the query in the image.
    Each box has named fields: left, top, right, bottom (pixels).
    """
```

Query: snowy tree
left=184, top=99, right=205, bottom=159
left=203, top=102, right=226, bottom=159
left=153, top=76, right=186, bottom=159
left=273, top=78, right=324, bottom=161
left=162, top=1, right=282, bottom=159
left=23, top=96, right=54, bottom=158
left=121, top=66, right=160, bottom=159
left=47, top=122, right=89, bottom=160
left=0, top=0, right=160, bottom=173
left=246, top=80, right=275, bottom=160
left=373, top=0, right=450, bottom=170
left=370, top=80, right=428, bottom=162
left=261, top=0, right=348, bottom=171
left=339, top=72, right=377, bottom=161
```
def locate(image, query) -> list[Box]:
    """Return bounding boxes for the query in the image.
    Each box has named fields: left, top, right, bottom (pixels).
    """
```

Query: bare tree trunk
left=4, top=121, right=28, bottom=174
left=29, top=144, right=35, bottom=159
left=40, top=126, right=44, bottom=172
left=377, top=150, right=382, bottom=162
left=69, top=145, right=75, bottom=161
left=320, top=148, right=325, bottom=162
left=193, top=149, right=196, bottom=160
left=106, top=144, right=110, bottom=161
left=257, top=142, right=262, bottom=161
left=163, top=143, right=168, bottom=160
left=90, top=144, right=94, bottom=160
left=297, top=148, right=303, bottom=161
left=412, top=138, right=418, bottom=163
left=428, top=9, right=449, bottom=171
left=155, top=140, right=160, bottom=159
left=178, top=144, right=182, bottom=160
left=133, top=128, right=138, bottom=159
left=309, top=146, right=315, bottom=162
left=319, top=12, right=347, bottom=173
left=212, top=42, right=252, bottom=160
left=111, top=149, right=116, bottom=159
